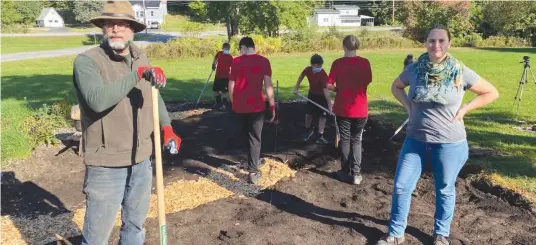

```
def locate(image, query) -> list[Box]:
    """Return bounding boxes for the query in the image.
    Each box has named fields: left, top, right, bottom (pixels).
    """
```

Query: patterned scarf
left=412, top=52, right=464, bottom=105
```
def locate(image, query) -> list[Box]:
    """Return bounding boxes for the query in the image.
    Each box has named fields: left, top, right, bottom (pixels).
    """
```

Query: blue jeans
left=388, top=137, right=469, bottom=238
left=81, top=158, right=153, bottom=245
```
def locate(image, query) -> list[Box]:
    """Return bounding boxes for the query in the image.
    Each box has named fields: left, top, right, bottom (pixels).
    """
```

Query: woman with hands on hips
left=376, top=24, right=499, bottom=245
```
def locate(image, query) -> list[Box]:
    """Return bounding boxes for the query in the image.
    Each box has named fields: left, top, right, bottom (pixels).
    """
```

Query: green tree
left=1, top=0, right=22, bottom=26
left=73, top=0, right=102, bottom=24
left=15, top=1, right=44, bottom=25
left=483, top=1, right=536, bottom=45
left=44, top=0, right=76, bottom=24
left=273, top=1, right=314, bottom=31
left=188, top=1, right=241, bottom=41
left=398, top=1, right=474, bottom=42
left=188, top=0, right=316, bottom=39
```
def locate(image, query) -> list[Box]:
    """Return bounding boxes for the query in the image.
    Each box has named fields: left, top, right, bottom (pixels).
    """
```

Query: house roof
left=333, top=5, right=360, bottom=10
left=130, top=0, right=161, bottom=8
left=314, top=8, right=340, bottom=14
left=340, top=15, right=360, bottom=20
left=36, top=7, right=59, bottom=20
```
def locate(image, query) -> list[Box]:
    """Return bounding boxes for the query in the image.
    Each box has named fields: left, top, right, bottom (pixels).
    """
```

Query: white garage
left=36, top=7, right=64, bottom=28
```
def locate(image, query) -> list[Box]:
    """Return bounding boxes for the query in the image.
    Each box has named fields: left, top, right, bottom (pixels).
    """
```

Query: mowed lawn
left=2, top=47, right=536, bottom=202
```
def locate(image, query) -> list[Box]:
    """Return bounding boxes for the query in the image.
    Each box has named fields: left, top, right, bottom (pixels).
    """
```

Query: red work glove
left=137, top=66, right=167, bottom=88
left=162, top=125, right=181, bottom=154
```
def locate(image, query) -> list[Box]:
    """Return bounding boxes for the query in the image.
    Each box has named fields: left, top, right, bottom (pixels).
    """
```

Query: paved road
left=1, top=41, right=154, bottom=62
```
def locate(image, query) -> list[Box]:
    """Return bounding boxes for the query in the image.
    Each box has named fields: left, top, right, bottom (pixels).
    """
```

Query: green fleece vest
left=73, top=43, right=155, bottom=167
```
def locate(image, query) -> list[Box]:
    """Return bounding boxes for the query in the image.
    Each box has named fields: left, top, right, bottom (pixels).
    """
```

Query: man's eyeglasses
left=104, top=21, right=130, bottom=31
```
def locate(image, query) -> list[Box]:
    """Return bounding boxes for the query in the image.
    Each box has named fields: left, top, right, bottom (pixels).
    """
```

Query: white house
left=36, top=7, right=64, bottom=28
left=311, top=5, right=374, bottom=27
left=130, top=0, right=168, bottom=29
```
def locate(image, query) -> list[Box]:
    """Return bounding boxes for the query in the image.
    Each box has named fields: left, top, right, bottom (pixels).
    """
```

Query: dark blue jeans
left=388, top=137, right=469, bottom=238
left=81, top=158, right=152, bottom=245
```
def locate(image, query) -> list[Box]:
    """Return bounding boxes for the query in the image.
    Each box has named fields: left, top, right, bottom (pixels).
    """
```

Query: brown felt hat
left=90, top=0, right=146, bottom=33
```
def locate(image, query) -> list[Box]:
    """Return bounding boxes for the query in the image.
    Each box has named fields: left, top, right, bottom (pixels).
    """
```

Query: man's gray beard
left=104, top=34, right=130, bottom=51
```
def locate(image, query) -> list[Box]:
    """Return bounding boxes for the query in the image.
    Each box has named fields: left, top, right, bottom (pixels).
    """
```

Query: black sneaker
left=337, top=170, right=351, bottom=183
left=316, top=135, right=328, bottom=144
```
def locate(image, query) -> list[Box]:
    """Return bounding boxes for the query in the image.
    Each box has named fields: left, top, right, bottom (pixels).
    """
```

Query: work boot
left=352, top=174, right=363, bottom=185
left=248, top=172, right=262, bottom=184
left=302, top=129, right=314, bottom=142
left=433, top=235, right=450, bottom=245
left=376, top=235, right=405, bottom=245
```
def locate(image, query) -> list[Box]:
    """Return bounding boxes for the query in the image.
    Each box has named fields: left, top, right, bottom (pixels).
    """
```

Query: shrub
left=281, top=28, right=315, bottom=53
left=146, top=37, right=223, bottom=59
left=479, top=35, right=529, bottom=47
left=1, top=99, right=34, bottom=164
left=145, top=30, right=420, bottom=60
left=23, top=103, right=69, bottom=148
left=451, top=32, right=483, bottom=47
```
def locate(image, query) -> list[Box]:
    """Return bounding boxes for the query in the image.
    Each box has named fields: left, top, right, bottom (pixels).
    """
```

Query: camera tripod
left=513, top=56, right=536, bottom=117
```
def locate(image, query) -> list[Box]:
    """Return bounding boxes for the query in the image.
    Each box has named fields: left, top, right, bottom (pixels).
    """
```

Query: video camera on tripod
left=513, top=56, right=536, bottom=117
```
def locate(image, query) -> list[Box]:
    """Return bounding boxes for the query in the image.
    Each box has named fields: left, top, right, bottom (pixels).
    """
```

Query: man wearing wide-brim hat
left=72, top=1, right=181, bottom=244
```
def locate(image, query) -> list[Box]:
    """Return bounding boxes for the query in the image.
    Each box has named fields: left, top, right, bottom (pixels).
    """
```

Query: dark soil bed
left=2, top=102, right=535, bottom=245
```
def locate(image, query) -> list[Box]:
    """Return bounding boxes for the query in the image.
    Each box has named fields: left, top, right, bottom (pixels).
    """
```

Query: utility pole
left=143, top=0, right=147, bottom=34
left=392, top=0, right=394, bottom=25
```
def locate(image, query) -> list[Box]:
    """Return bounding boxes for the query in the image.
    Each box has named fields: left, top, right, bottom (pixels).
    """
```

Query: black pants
left=236, top=111, right=264, bottom=173
left=337, top=116, right=367, bottom=176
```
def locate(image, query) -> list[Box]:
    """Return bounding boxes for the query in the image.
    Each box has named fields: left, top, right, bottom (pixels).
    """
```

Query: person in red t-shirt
left=293, top=54, right=332, bottom=144
left=211, top=42, right=234, bottom=109
left=326, top=35, right=372, bottom=185
left=229, top=37, right=276, bottom=184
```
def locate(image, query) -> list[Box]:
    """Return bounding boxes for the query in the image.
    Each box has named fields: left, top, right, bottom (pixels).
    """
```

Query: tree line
left=2, top=0, right=535, bottom=46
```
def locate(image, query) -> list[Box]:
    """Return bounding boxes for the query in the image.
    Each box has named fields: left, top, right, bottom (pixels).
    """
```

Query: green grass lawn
left=1, top=34, right=152, bottom=54
left=2, top=47, right=535, bottom=202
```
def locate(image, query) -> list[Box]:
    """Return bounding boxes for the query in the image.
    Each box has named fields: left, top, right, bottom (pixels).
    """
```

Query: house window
left=150, top=11, right=154, bottom=17
left=323, top=18, right=328, bottom=23
left=54, top=20, right=58, bottom=23
left=49, top=20, right=52, bottom=22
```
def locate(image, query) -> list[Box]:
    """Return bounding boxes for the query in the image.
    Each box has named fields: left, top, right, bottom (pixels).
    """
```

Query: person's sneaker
left=248, top=172, right=262, bottom=184
left=433, top=235, right=449, bottom=245
left=316, top=135, right=328, bottom=144
left=302, top=130, right=314, bottom=142
left=219, top=104, right=227, bottom=110
left=376, top=235, right=405, bottom=245
left=352, top=174, right=363, bottom=185
left=337, top=170, right=351, bottom=183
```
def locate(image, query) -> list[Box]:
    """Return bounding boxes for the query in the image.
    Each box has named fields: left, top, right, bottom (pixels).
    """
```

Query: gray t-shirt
left=399, top=63, right=481, bottom=143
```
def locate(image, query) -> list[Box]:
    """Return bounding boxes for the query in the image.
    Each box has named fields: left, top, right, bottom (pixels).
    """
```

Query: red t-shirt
left=328, top=56, right=372, bottom=118
left=215, top=51, right=233, bottom=79
left=301, top=67, right=328, bottom=95
left=229, top=54, right=272, bottom=113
